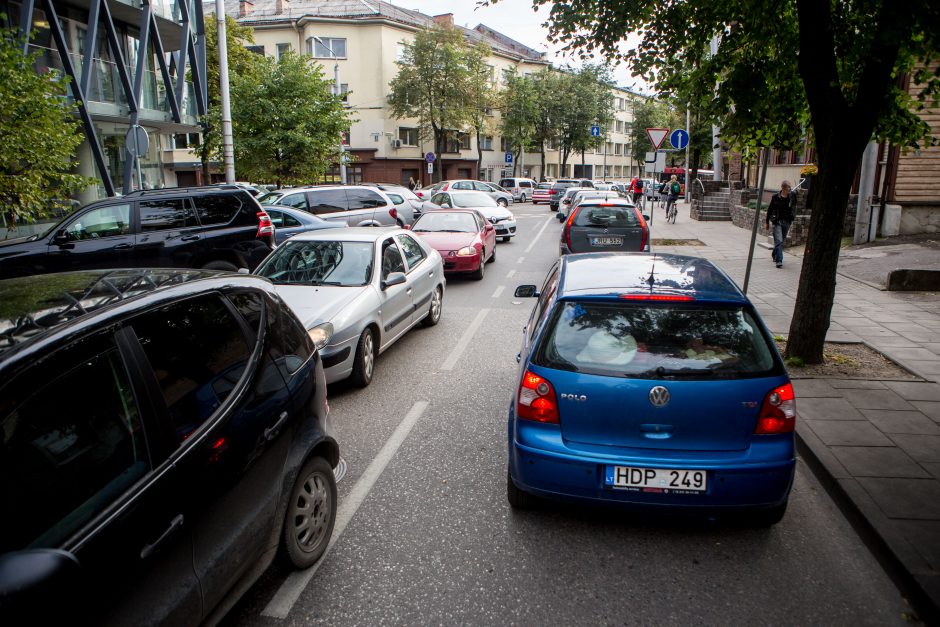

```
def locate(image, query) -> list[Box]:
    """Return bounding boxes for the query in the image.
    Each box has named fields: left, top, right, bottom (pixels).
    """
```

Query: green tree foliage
left=464, top=42, right=497, bottom=177
left=0, top=30, right=93, bottom=230
left=230, top=51, right=352, bottom=187
left=528, top=70, right=566, bottom=179
left=554, top=65, right=615, bottom=169
left=499, top=68, right=539, bottom=175
left=530, top=0, right=939, bottom=363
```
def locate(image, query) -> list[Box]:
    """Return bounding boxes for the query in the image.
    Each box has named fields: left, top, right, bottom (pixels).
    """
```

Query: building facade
left=224, top=0, right=645, bottom=186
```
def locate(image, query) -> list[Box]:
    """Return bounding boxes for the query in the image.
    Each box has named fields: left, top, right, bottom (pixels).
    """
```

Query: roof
left=286, top=226, right=404, bottom=241
left=558, top=253, right=746, bottom=303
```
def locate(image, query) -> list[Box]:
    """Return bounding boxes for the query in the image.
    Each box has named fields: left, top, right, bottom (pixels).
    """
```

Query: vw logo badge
left=649, top=386, right=670, bottom=408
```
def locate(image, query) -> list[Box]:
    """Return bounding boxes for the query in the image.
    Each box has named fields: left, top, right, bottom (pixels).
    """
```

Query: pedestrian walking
left=408, top=176, right=418, bottom=191
left=658, top=179, right=668, bottom=208
left=766, top=180, right=797, bottom=268
left=664, top=175, right=681, bottom=217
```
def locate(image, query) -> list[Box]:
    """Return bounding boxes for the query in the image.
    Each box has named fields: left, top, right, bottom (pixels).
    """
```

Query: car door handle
left=264, top=411, right=290, bottom=442
left=180, top=234, right=200, bottom=242
left=428, top=271, right=434, bottom=277
left=406, top=287, right=413, bottom=294
left=113, top=243, right=133, bottom=250
left=140, top=514, right=184, bottom=559
left=515, top=353, right=521, bottom=363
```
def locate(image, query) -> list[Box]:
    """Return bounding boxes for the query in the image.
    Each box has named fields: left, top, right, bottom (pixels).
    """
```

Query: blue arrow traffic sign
left=670, top=128, right=690, bottom=150
left=505, top=152, right=513, bottom=164
left=590, top=125, right=601, bottom=137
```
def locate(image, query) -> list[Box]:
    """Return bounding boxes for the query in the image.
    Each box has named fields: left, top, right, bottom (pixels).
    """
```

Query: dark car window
left=528, top=267, right=559, bottom=341
left=573, top=205, right=640, bottom=227
left=266, top=299, right=314, bottom=376
left=381, top=239, right=405, bottom=278
left=256, top=240, right=374, bottom=287
left=64, top=204, right=131, bottom=240
left=0, top=335, right=149, bottom=552
left=193, top=193, right=240, bottom=226
left=396, top=234, right=427, bottom=269
left=387, top=193, right=404, bottom=205
left=430, top=193, right=450, bottom=207
left=535, top=302, right=776, bottom=379
left=140, top=198, right=197, bottom=232
left=267, top=210, right=301, bottom=228
left=309, top=189, right=348, bottom=215
left=520, top=181, right=533, bottom=189
left=346, top=189, right=387, bottom=210
left=279, top=193, right=308, bottom=209
left=131, top=296, right=252, bottom=443
left=498, top=179, right=513, bottom=187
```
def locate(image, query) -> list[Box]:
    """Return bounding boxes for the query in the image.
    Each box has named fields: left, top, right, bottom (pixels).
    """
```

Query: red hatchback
left=410, top=209, right=496, bottom=280
left=532, top=183, right=552, bottom=205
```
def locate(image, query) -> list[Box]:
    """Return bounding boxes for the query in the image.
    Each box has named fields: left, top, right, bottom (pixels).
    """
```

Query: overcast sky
left=401, top=0, right=651, bottom=94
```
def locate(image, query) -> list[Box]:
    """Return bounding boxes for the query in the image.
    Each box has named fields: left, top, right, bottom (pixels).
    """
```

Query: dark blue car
left=508, top=253, right=796, bottom=524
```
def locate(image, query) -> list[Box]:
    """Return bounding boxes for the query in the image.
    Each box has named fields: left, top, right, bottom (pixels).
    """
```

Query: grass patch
left=650, top=238, right=706, bottom=246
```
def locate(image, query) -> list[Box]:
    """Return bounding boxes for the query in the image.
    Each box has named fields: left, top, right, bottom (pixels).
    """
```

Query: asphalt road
left=224, top=202, right=909, bottom=626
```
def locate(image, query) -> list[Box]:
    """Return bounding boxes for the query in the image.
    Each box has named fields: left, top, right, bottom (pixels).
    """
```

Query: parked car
left=257, top=185, right=405, bottom=227
left=410, top=209, right=496, bottom=280
left=547, top=179, right=592, bottom=211
left=508, top=253, right=796, bottom=525
left=414, top=184, right=438, bottom=200
left=556, top=190, right=625, bottom=221
left=478, top=182, right=516, bottom=207
left=498, top=177, right=537, bottom=203
left=429, top=190, right=517, bottom=242
left=532, top=182, right=553, bottom=205
left=254, top=228, right=445, bottom=387
left=0, top=269, right=338, bottom=625
left=560, top=198, right=650, bottom=255
left=362, top=183, right=438, bottom=221
left=430, top=180, right=513, bottom=206
left=0, top=185, right=275, bottom=279
left=263, top=206, right=347, bottom=244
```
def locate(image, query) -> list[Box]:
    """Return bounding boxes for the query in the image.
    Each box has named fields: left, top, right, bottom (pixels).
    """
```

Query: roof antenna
left=646, top=253, right=657, bottom=290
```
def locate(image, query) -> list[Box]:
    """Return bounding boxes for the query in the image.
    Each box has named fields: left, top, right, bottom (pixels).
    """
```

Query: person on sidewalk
left=766, top=180, right=797, bottom=268
left=630, top=177, right=645, bottom=208
left=664, top=175, right=681, bottom=216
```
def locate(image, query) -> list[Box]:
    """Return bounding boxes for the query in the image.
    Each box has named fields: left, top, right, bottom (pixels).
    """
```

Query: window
left=381, top=239, right=405, bottom=278
left=346, top=189, right=386, bottom=210
left=460, top=133, right=471, bottom=150
left=309, top=37, right=346, bottom=58
left=452, top=181, right=473, bottom=190
left=132, top=296, right=252, bottom=442
left=386, top=193, right=404, bottom=205
left=65, top=204, right=130, bottom=240
left=172, top=132, right=200, bottom=149
left=257, top=240, right=375, bottom=287
left=245, top=44, right=265, bottom=55
left=445, top=132, right=470, bottom=153
left=309, top=189, right=347, bottom=214
left=398, top=127, right=418, bottom=146
left=192, top=193, right=240, bottom=226
left=0, top=334, right=148, bottom=552
left=500, top=137, right=512, bottom=153
left=267, top=210, right=301, bottom=228
left=276, top=43, right=291, bottom=60
left=279, top=193, right=308, bottom=210
left=139, top=198, right=196, bottom=231
left=396, top=43, right=406, bottom=61
left=472, top=182, right=492, bottom=192
left=339, top=83, right=349, bottom=103
left=486, top=64, right=495, bottom=85
left=614, top=143, right=623, bottom=156
left=265, top=298, right=314, bottom=376
left=481, top=136, right=493, bottom=151
left=396, top=234, right=426, bottom=269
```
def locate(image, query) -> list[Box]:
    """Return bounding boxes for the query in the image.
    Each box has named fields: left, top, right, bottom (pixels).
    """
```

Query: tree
left=0, top=29, right=93, bottom=232
left=464, top=42, right=497, bottom=178
left=200, top=15, right=262, bottom=180
left=230, top=51, right=352, bottom=187
left=388, top=25, right=477, bottom=182
left=499, top=68, right=539, bottom=175
left=529, top=0, right=939, bottom=363
left=529, top=70, right=565, bottom=179
left=555, top=65, right=615, bottom=174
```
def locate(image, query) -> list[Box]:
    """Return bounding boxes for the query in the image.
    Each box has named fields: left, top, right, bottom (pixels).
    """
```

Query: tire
left=501, top=236, right=511, bottom=243
left=749, top=502, right=787, bottom=527
left=520, top=194, right=527, bottom=203
left=471, top=253, right=486, bottom=280
left=350, top=327, right=376, bottom=388
left=507, top=469, right=535, bottom=509
left=281, top=456, right=337, bottom=569
left=202, top=260, right=239, bottom=272
left=497, top=198, right=508, bottom=207
left=421, top=286, right=443, bottom=327
left=550, top=205, right=558, bottom=212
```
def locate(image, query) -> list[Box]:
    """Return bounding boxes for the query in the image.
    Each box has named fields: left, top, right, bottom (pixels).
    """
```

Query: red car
left=410, top=209, right=496, bottom=280
left=532, top=183, right=552, bottom=205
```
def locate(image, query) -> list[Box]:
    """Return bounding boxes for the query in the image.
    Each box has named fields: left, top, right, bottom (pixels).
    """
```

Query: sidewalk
left=651, top=201, right=940, bottom=621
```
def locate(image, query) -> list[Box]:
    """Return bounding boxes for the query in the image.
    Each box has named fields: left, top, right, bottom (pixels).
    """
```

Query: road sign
left=670, top=128, right=690, bottom=150
left=427, top=163, right=433, bottom=174
left=125, top=125, right=150, bottom=157
left=425, top=152, right=435, bottom=163
left=646, top=128, right=669, bottom=149
left=644, top=151, right=666, bottom=173
left=590, top=125, right=601, bottom=137
left=505, top=152, right=513, bottom=164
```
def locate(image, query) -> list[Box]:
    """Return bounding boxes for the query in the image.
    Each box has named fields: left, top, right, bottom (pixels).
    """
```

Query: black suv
left=0, top=269, right=338, bottom=625
left=0, top=185, right=275, bottom=279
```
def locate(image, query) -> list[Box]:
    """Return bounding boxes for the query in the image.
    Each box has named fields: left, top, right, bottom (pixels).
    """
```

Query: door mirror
left=643, top=214, right=651, bottom=222
left=514, top=285, right=539, bottom=298
left=0, top=549, right=81, bottom=622
left=382, top=272, right=407, bottom=290
left=52, top=229, right=69, bottom=245
left=485, top=224, right=495, bottom=232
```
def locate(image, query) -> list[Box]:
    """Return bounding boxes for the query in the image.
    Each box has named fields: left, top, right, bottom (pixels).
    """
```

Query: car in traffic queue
left=263, top=205, right=347, bottom=245
left=427, top=180, right=514, bottom=207
left=560, top=198, right=650, bottom=255
left=253, top=228, right=445, bottom=387
left=532, top=182, right=553, bottom=205
left=556, top=190, right=625, bottom=221
left=497, top=177, right=538, bottom=203
left=429, top=190, right=517, bottom=242
left=257, top=185, right=409, bottom=227
left=0, top=269, right=338, bottom=625
left=508, top=253, right=797, bottom=525
left=548, top=179, right=593, bottom=211
left=362, top=183, right=439, bottom=220
left=409, top=209, right=496, bottom=280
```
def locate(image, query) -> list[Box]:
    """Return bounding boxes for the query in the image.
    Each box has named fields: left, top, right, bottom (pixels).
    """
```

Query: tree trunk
left=540, top=143, right=546, bottom=181
left=475, top=127, right=483, bottom=179
left=690, top=147, right=701, bottom=185
left=433, top=128, right=444, bottom=183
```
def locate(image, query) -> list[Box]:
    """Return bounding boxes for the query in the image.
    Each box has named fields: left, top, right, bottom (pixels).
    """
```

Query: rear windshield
left=537, top=183, right=551, bottom=190
left=573, top=205, right=640, bottom=227
left=534, top=302, right=776, bottom=379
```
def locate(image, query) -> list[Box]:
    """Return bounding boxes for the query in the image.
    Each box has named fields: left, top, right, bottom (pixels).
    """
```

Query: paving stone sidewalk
left=649, top=201, right=940, bottom=620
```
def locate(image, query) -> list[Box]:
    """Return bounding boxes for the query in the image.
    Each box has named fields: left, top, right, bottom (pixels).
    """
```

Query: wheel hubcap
left=292, top=472, right=330, bottom=552
left=431, top=289, right=441, bottom=320
left=363, top=332, right=374, bottom=377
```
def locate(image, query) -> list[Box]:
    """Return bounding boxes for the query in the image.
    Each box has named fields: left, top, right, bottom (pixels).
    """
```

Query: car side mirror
left=52, top=229, right=69, bottom=245
left=382, top=272, right=407, bottom=290
left=485, top=224, right=495, bottom=232
left=0, top=549, right=82, bottom=622
left=514, top=285, right=539, bottom=298
left=643, top=214, right=651, bottom=222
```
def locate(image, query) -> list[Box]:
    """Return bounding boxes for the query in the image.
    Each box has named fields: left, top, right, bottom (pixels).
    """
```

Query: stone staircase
left=691, top=187, right=733, bottom=221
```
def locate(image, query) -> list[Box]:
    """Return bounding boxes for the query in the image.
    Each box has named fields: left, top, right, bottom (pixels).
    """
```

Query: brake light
left=619, top=294, right=695, bottom=301
left=442, top=183, right=450, bottom=191
left=550, top=189, right=559, bottom=195
left=517, top=370, right=559, bottom=423
left=755, top=383, right=796, bottom=434
left=637, top=209, right=648, bottom=251
left=256, top=210, right=274, bottom=238
left=564, top=209, right=578, bottom=250
left=389, top=207, right=399, bottom=220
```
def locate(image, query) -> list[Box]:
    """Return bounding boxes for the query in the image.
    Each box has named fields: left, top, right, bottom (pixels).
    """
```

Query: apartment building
left=225, top=0, right=645, bottom=186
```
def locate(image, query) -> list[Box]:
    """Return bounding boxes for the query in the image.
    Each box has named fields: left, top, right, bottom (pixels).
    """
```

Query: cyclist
left=664, top=175, right=681, bottom=222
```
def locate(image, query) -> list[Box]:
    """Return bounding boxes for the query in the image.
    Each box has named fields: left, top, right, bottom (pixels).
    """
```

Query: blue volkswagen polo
left=508, top=253, right=796, bottom=525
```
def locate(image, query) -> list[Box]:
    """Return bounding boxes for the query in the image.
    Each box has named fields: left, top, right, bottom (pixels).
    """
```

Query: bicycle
left=666, top=199, right=678, bottom=224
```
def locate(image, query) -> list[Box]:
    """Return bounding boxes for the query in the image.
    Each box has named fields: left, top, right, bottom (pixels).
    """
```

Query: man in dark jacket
left=765, top=180, right=796, bottom=268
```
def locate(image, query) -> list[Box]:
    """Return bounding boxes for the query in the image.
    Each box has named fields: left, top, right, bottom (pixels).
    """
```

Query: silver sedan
left=254, top=227, right=446, bottom=386
left=429, top=190, right=517, bottom=242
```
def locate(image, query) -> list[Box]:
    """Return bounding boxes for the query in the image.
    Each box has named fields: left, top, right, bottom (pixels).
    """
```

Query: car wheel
left=550, top=205, right=558, bottom=212
left=202, top=260, right=239, bottom=272
left=350, top=327, right=376, bottom=388
left=749, top=502, right=787, bottom=527
left=507, top=469, right=535, bottom=509
left=497, top=198, right=508, bottom=207
left=501, top=236, right=511, bottom=243
left=520, top=194, right=527, bottom=203
left=471, top=253, right=486, bottom=280
left=421, top=286, right=443, bottom=327
left=281, top=456, right=336, bottom=569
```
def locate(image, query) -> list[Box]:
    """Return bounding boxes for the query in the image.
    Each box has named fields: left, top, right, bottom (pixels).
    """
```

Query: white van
left=497, top=177, right=537, bottom=203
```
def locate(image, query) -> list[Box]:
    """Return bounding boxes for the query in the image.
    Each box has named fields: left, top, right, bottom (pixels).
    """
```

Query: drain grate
left=333, top=457, right=348, bottom=482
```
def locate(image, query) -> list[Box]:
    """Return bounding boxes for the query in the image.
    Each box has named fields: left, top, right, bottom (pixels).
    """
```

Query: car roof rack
left=122, top=184, right=244, bottom=198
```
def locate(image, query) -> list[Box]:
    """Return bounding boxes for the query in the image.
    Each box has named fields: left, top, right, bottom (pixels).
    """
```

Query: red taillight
left=619, top=294, right=695, bottom=301
left=755, top=383, right=796, bottom=434
left=256, top=210, right=274, bottom=238
left=564, top=209, right=578, bottom=250
left=442, top=183, right=450, bottom=191
left=550, top=189, right=559, bottom=195
left=517, top=370, right=559, bottom=423
left=637, top=209, right=648, bottom=251
left=389, top=207, right=399, bottom=220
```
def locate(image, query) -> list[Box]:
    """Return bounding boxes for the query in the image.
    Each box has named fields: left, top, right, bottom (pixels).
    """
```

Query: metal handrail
left=693, top=178, right=706, bottom=196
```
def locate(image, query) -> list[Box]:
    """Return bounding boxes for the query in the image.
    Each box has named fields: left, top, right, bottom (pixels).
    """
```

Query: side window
left=381, top=239, right=405, bottom=278
left=131, top=296, right=252, bottom=443
left=453, top=181, right=473, bottom=190
left=433, top=193, right=452, bottom=207
left=521, top=181, right=532, bottom=189
left=267, top=210, right=286, bottom=228
left=193, top=193, right=240, bottom=226
left=386, top=193, right=404, bottom=205
left=227, top=291, right=263, bottom=335
left=309, top=189, right=348, bottom=215
left=139, top=198, right=197, bottom=232
left=0, top=335, right=148, bottom=552
left=266, top=299, right=314, bottom=376
left=346, top=189, right=386, bottom=210
left=528, top=267, right=560, bottom=341
left=472, top=182, right=491, bottom=192
left=64, top=204, right=131, bottom=240
left=280, top=212, right=302, bottom=227
left=279, top=193, right=308, bottom=210
left=396, top=234, right=426, bottom=269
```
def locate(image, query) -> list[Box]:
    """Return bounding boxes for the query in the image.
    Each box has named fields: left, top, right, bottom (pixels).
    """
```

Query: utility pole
left=685, top=103, right=691, bottom=202
left=709, top=35, right=721, bottom=181
left=315, top=37, right=347, bottom=184
left=215, top=0, right=235, bottom=183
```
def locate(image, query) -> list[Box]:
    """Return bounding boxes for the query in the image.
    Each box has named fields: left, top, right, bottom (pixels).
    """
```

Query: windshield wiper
left=309, top=280, right=344, bottom=286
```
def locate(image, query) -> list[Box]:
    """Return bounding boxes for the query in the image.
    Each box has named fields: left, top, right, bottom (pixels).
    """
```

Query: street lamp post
left=215, top=0, right=235, bottom=183
left=313, top=36, right=347, bottom=185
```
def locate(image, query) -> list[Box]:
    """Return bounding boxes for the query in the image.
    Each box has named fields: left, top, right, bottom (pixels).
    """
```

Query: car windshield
left=255, top=240, right=373, bottom=287
left=452, top=192, right=497, bottom=208
left=256, top=191, right=282, bottom=204
left=537, top=183, right=551, bottom=190
left=574, top=205, right=639, bottom=227
left=412, top=212, right=478, bottom=233
left=535, top=302, right=776, bottom=380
